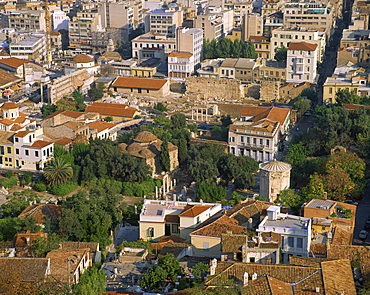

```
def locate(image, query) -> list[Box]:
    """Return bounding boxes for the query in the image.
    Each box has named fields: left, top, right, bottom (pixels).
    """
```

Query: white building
left=9, top=33, right=46, bottom=62
left=176, top=27, right=203, bottom=69
left=228, top=106, right=291, bottom=162
left=168, top=51, right=194, bottom=79
left=286, top=41, right=318, bottom=83
left=131, top=32, right=176, bottom=58
left=14, top=129, right=54, bottom=170
left=257, top=206, right=312, bottom=264
left=51, top=9, right=69, bottom=31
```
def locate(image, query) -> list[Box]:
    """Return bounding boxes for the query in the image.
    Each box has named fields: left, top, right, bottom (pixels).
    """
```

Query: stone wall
left=260, top=80, right=280, bottom=102
left=185, top=77, right=244, bottom=99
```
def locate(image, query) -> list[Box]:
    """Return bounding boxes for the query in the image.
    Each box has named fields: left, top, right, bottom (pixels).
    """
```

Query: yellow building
left=0, top=131, right=15, bottom=168
left=249, top=36, right=271, bottom=59
left=190, top=215, right=246, bottom=258
left=312, top=217, right=332, bottom=235
left=323, top=76, right=364, bottom=104
left=225, top=30, right=242, bottom=42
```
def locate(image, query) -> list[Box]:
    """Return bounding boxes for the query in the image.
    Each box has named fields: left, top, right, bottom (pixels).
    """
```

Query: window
left=147, top=227, right=154, bottom=238
left=241, top=136, right=244, bottom=143
left=35, top=151, right=39, bottom=157
left=25, top=150, right=29, bottom=156
left=249, top=257, right=255, bottom=262
left=172, top=224, right=179, bottom=234
left=16, top=149, right=19, bottom=155
left=329, top=87, right=333, bottom=94
left=15, top=137, right=18, bottom=142
left=7, top=147, right=11, bottom=154
left=266, top=139, right=270, bottom=146
left=297, top=238, right=303, bottom=248
left=203, top=242, right=209, bottom=251
left=196, top=216, right=200, bottom=223
left=260, top=139, right=263, bottom=145
left=288, top=237, right=294, bottom=248
left=253, top=138, right=256, bottom=144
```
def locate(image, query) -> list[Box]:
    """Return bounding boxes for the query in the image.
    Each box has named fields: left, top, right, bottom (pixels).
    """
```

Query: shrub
left=33, top=183, right=47, bottom=192
left=122, top=180, right=163, bottom=197
left=20, top=171, right=33, bottom=186
left=48, top=182, right=77, bottom=196
left=0, top=176, right=18, bottom=188
left=5, top=170, right=13, bottom=178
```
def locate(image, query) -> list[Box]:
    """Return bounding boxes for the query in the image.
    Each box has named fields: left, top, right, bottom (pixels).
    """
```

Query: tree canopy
left=204, top=38, right=257, bottom=59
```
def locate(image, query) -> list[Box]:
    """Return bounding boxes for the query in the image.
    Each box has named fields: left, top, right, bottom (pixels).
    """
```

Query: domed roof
left=134, top=131, right=158, bottom=143
left=118, top=143, right=127, bottom=152
left=259, top=160, right=291, bottom=172
left=72, top=53, right=94, bottom=63
left=139, top=148, right=156, bottom=159
left=126, top=142, right=143, bottom=153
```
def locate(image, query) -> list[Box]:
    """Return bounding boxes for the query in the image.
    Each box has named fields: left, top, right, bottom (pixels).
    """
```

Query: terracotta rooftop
left=25, top=140, right=53, bottom=149
left=226, top=199, right=273, bottom=225
left=343, top=103, right=370, bottom=110
left=0, top=57, right=31, bottom=68
left=248, top=35, right=269, bottom=42
left=85, top=102, right=138, bottom=118
left=13, top=231, right=48, bottom=248
left=14, top=130, right=32, bottom=138
left=240, top=106, right=290, bottom=126
left=321, top=259, right=356, bottom=295
left=1, top=101, right=19, bottom=109
left=55, top=137, right=73, bottom=146
left=0, top=69, right=21, bottom=88
left=288, top=41, right=318, bottom=51
left=158, top=235, right=186, bottom=243
left=18, top=204, right=61, bottom=224
left=88, top=121, right=116, bottom=133
left=179, top=204, right=213, bottom=217
left=112, top=77, right=167, bottom=90
left=72, top=53, right=94, bottom=63
left=190, top=215, right=246, bottom=238
left=0, top=118, right=14, bottom=126
left=168, top=51, right=193, bottom=58
left=221, top=233, right=248, bottom=253
left=0, top=131, right=14, bottom=144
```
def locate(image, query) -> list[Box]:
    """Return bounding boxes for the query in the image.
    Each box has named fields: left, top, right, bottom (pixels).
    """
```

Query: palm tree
left=43, top=158, right=73, bottom=186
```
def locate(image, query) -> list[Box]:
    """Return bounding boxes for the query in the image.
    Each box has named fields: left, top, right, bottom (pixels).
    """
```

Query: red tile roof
left=0, top=57, right=31, bottom=68
left=241, top=106, right=290, bottom=126
left=72, top=53, right=94, bottom=63
left=169, top=52, right=193, bottom=58
left=1, top=101, right=19, bottom=109
left=88, top=121, right=116, bottom=133
left=29, top=140, right=53, bottom=149
left=15, top=130, right=32, bottom=138
left=85, top=102, right=138, bottom=118
left=112, top=77, right=167, bottom=90
left=179, top=205, right=212, bottom=217
left=248, top=36, right=269, bottom=42
left=288, top=41, right=318, bottom=51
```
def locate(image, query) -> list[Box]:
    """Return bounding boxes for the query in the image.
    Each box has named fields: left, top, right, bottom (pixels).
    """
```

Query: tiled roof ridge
left=190, top=215, right=240, bottom=236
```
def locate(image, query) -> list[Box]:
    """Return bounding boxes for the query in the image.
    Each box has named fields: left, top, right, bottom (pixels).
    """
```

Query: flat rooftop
left=264, top=216, right=310, bottom=230
left=306, top=199, right=335, bottom=210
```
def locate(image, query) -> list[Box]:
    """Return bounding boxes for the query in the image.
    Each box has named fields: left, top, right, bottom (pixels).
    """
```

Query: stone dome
left=72, top=53, right=94, bottom=63
left=134, top=131, right=158, bottom=143
left=118, top=143, right=127, bottom=152
left=259, top=160, right=291, bottom=172
left=126, top=142, right=143, bottom=153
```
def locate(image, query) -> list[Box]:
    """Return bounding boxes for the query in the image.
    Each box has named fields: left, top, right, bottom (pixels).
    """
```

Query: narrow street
left=353, top=184, right=370, bottom=245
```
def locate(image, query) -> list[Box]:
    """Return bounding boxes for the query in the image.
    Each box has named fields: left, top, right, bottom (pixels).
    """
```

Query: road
left=353, top=183, right=370, bottom=245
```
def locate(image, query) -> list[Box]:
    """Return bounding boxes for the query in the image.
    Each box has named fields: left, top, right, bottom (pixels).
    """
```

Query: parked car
left=359, top=230, right=368, bottom=240
left=365, top=221, right=370, bottom=230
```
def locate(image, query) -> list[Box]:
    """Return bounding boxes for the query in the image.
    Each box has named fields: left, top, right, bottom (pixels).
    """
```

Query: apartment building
left=168, top=52, right=195, bottom=79
left=228, top=106, right=290, bottom=162
left=139, top=199, right=222, bottom=241
left=8, top=10, right=46, bottom=32
left=9, top=33, right=46, bottom=62
left=270, top=27, right=326, bottom=62
left=257, top=206, right=311, bottom=264
left=286, top=41, right=319, bottom=83
left=241, top=13, right=264, bottom=41
left=263, top=11, right=283, bottom=38
left=145, top=5, right=183, bottom=38
left=69, top=10, right=102, bottom=50
left=132, top=32, right=176, bottom=58
left=130, top=0, right=144, bottom=29
left=283, top=2, right=334, bottom=37
left=249, top=36, right=270, bottom=59
left=204, top=6, right=234, bottom=36
left=261, top=0, right=285, bottom=17
left=224, top=0, right=253, bottom=27
left=176, top=27, right=203, bottom=68
left=51, top=9, right=69, bottom=31
left=194, top=14, right=223, bottom=40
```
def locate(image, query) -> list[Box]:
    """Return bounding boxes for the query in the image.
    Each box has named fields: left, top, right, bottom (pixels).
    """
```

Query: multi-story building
left=263, top=11, right=283, bottom=38
left=131, top=32, right=176, bottom=58
left=270, top=27, right=326, bottom=62
left=9, top=33, right=46, bottom=62
left=130, top=0, right=144, bottom=29
left=51, top=9, right=69, bottom=31
left=283, top=2, right=334, bottom=37
left=69, top=10, right=102, bottom=51
left=286, top=41, right=318, bottom=83
left=228, top=106, right=290, bottom=162
left=249, top=36, right=270, bottom=59
left=224, top=0, right=253, bottom=27
left=176, top=27, right=203, bottom=68
left=139, top=199, right=222, bottom=241
left=168, top=51, right=194, bottom=79
left=204, top=6, right=234, bottom=36
left=257, top=206, right=312, bottom=264
left=194, top=14, right=223, bottom=40
left=8, top=10, right=46, bottom=32
left=261, top=0, right=285, bottom=17
left=241, top=13, right=264, bottom=41
left=144, top=5, right=183, bottom=38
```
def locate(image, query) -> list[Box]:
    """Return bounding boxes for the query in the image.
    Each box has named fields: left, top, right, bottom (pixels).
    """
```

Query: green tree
left=158, top=253, right=183, bottom=280
left=302, top=173, right=325, bottom=200
left=286, top=143, right=307, bottom=165
left=221, top=115, right=233, bottom=127
left=294, top=96, right=311, bottom=117
left=139, top=265, right=167, bottom=290
left=326, top=151, right=365, bottom=182
left=1, top=197, right=28, bottom=218
left=191, top=263, right=209, bottom=282
left=74, top=266, right=106, bottom=295
left=20, top=171, right=33, bottom=186
left=154, top=102, right=168, bottom=112
left=234, top=173, right=256, bottom=190
left=188, top=160, right=219, bottom=182
left=301, top=88, right=318, bottom=104
left=29, top=234, right=63, bottom=257
left=41, top=104, right=57, bottom=118
left=211, top=125, right=222, bottom=137
left=335, top=89, right=361, bottom=105
left=178, top=137, right=188, bottom=164
left=104, top=116, right=113, bottom=122
left=171, top=113, right=187, bottom=128
left=0, top=217, right=41, bottom=241
left=324, top=167, right=355, bottom=202
left=44, top=157, right=73, bottom=186
left=87, top=85, right=104, bottom=101
left=274, top=46, right=288, bottom=62
left=274, top=189, right=303, bottom=213
left=154, top=114, right=172, bottom=129
left=197, top=181, right=226, bottom=202
left=160, top=139, right=171, bottom=172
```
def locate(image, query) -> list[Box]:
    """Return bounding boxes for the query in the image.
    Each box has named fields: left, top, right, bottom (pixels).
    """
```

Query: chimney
left=316, top=287, right=320, bottom=293
left=323, top=192, right=327, bottom=200
left=251, top=273, right=257, bottom=280
left=267, top=206, right=280, bottom=221
left=211, top=258, right=217, bottom=268
left=26, top=235, right=30, bottom=245
left=243, top=272, right=249, bottom=286
left=210, top=265, right=216, bottom=275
